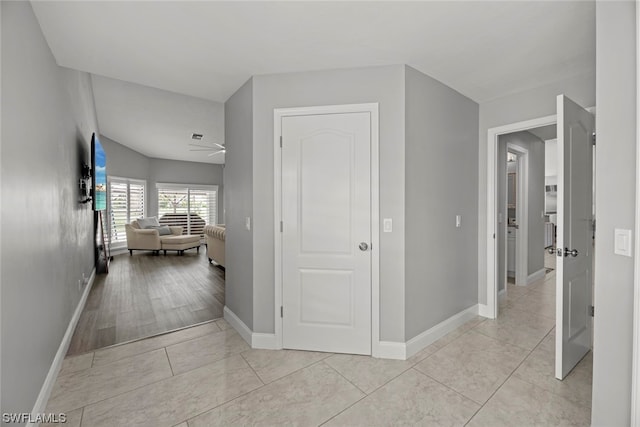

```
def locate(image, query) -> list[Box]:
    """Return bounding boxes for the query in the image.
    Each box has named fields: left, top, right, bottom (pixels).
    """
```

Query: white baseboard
left=252, top=333, right=279, bottom=349
left=226, top=304, right=482, bottom=361
left=223, top=306, right=253, bottom=345
left=223, top=306, right=279, bottom=349
left=478, top=303, right=494, bottom=319
left=28, top=268, right=96, bottom=427
left=405, top=304, right=480, bottom=360
left=527, top=268, right=546, bottom=284
left=375, top=341, right=406, bottom=360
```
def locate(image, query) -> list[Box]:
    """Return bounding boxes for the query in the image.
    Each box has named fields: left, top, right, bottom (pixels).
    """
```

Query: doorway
left=273, top=103, right=380, bottom=356
left=487, top=96, right=595, bottom=381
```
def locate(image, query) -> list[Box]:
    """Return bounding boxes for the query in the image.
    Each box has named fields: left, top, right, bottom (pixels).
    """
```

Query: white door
left=281, top=111, right=372, bottom=355
left=555, top=95, right=594, bottom=379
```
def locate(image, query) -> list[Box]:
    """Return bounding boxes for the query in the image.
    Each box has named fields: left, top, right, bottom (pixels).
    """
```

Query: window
left=156, top=184, right=218, bottom=236
left=108, top=177, right=145, bottom=246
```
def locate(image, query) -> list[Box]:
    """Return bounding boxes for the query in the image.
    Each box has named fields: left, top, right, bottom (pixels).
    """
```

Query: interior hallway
left=45, top=267, right=591, bottom=426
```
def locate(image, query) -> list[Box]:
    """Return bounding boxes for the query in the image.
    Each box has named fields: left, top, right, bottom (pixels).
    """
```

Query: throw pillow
left=138, top=216, right=160, bottom=229
left=152, top=225, right=172, bottom=236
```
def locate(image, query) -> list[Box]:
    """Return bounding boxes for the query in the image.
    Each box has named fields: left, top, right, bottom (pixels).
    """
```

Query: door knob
left=359, top=242, right=369, bottom=251
left=547, top=247, right=555, bottom=254
left=564, top=248, right=579, bottom=257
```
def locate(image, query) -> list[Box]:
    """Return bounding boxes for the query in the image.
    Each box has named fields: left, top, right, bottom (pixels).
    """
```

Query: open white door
left=555, top=95, right=594, bottom=380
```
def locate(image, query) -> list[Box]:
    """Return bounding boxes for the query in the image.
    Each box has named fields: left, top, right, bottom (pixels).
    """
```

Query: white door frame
left=631, top=2, right=640, bottom=423
left=273, top=103, right=381, bottom=355
left=486, top=114, right=556, bottom=318
left=506, top=143, right=530, bottom=288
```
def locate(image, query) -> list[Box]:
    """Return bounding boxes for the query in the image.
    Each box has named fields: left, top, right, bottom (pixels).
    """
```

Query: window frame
left=155, top=183, right=218, bottom=236
left=107, top=176, right=147, bottom=247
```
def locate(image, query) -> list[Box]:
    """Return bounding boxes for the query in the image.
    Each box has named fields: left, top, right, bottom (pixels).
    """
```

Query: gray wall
left=496, top=131, right=545, bottom=292
left=100, top=135, right=150, bottom=181
left=224, top=78, right=254, bottom=329
left=251, top=65, right=406, bottom=340
left=100, top=136, right=224, bottom=224
left=591, top=2, right=636, bottom=424
left=404, top=66, right=479, bottom=341
left=1, top=1, right=99, bottom=417
left=477, top=73, right=595, bottom=305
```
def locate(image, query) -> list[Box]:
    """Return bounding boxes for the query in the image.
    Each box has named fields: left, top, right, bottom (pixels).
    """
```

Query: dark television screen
left=92, top=133, right=107, bottom=211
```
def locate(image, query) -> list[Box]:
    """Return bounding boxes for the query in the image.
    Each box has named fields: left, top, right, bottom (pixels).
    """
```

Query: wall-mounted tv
left=91, top=133, right=107, bottom=211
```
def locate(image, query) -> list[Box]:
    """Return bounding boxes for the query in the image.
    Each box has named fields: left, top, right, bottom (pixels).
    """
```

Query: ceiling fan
left=188, top=133, right=226, bottom=157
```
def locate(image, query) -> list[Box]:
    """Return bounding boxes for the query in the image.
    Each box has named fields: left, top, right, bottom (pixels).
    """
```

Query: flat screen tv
left=91, top=133, right=107, bottom=211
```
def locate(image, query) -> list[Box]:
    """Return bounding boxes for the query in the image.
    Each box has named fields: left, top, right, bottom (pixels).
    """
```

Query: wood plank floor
left=67, top=249, right=224, bottom=355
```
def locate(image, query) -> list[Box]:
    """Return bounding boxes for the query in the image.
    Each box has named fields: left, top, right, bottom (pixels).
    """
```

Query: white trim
left=273, top=103, right=380, bottom=356
left=252, top=333, right=279, bottom=350
left=498, top=289, right=506, bottom=304
left=632, top=2, right=640, bottom=423
left=223, top=306, right=253, bottom=346
left=478, top=304, right=493, bottom=318
left=108, top=175, right=146, bottom=185
left=223, top=306, right=285, bottom=350
left=486, top=114, right=557, bottom=319
left=28, top=268, right=96, bottom=427
left=375, top=305, right=483, bottom=360
left=405, top=305, right=480, bottom=359
left=507, top=144, right=529, bottom=287
left=155, top=182, right=219, bottom=192
left=376, top=341, right=406, bottom=360
left=527, top=268, right=546, bottom=285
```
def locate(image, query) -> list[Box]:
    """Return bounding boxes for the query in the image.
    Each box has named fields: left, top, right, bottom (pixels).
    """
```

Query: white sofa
left=125, top=219, right=183, bottom=255
left=204, top=224, right=225, bottom=266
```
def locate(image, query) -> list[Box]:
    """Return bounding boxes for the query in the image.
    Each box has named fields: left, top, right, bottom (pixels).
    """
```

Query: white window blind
left=156, top=184, right=217, bottom=236
left=108, top=177, right=145, bottom=246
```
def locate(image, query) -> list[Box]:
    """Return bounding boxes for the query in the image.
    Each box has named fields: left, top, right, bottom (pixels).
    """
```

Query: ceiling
left=92, top=76, right=225, bottom=164
left=31, top=1, right=595, bottom=162
left=528, top=125, right=557, bottom=142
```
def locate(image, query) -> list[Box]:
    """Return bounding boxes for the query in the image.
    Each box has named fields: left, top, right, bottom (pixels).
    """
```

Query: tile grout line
left=55, top=349, right=232, bottom=415
left=89, top=326, right=230, bottom=369
left=164, top=347, right=176, bottom=376
left=321, top=357, right=371, bottom=395
left=463, top=324, right=552, bottom=426
left=410, top=366, right=486, bottom=408
left=508, top=329, right=594, bottom=412
left=238, top=352, right=266, bottom=386
left=316, top=363, right=369, bottom=427
left=184, top=355, right=333, bottom=425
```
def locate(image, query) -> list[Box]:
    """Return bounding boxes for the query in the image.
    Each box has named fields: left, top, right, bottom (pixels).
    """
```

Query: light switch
left=245, top=217, right=251, bottom=231
left=456, top=215, right=462, bottom=228
left=614, top=228, right=632, bottom=257
left=498, top=213, right=503, bottom=224
left=383, top=218, right=392, bottom=233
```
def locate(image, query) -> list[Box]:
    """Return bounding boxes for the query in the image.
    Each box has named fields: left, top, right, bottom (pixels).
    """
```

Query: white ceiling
left=92, top=75, right=225, bottom=164
left=31, top=1, right=595, bottom=162
left=528, top=125, right=557, bottom=142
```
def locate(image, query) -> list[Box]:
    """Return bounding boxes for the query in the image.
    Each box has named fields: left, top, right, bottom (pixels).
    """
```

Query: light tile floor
left=45, top=272, right=591, bottom=427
